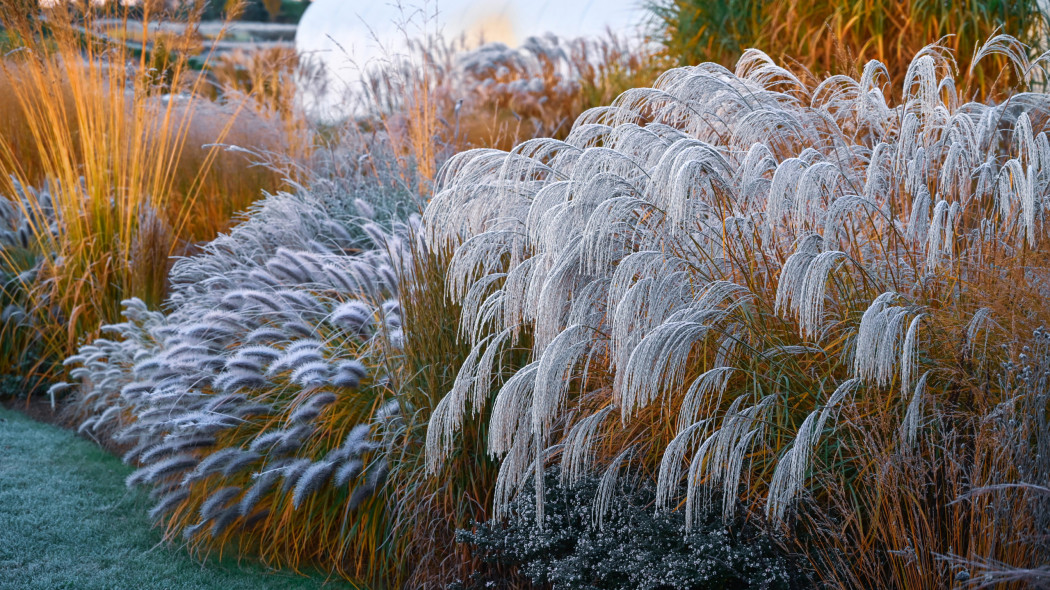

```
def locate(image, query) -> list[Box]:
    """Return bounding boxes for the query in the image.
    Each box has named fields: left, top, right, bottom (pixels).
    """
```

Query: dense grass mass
left=423, top=39, right=1050, bottom=588
left=0, top=405, right=341, bottom=590
left=649, top=0, right=1049, bottom=97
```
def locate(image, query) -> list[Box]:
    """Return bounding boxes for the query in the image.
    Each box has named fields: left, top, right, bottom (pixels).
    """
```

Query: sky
left=295, top=0, right=650, bottom=118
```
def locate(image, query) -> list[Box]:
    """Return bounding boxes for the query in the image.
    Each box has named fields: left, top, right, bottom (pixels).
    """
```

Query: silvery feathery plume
left=205, top=393, right=248, bottom=413
left=280, top=458, right=313, bottom=494
left=822, top=194, right=881, bottom=250
left=265, top=256, right=308, bottom=284
left=240, top=290, right=285, bottom=313
left=181, top=448, right=247, bottom=484
left=249, top=430, right=286, bottom=455
left=900, top=313, right=927, bottom=398
left=149, top=489, right=190, bottom=521
left=222, top=450, right=261, bottom=477
left=274, top=423, right=314, bottom=456
left=330, top=300, right=374, bottom=337
left=127, top=454, right=198, bottom=487
left=353, top=197, right=375, bottom=220
left=683, top=393, right=772, bottom=527
left=765, top=379, right=857, bottom=520
left=559, top=405, right=615, bottom=487
left=332, top=458, right=364, bottom=488
left=774, top=234, right=821, bottom=321
left=223, top=356, right=264, bottom=374
left=210, top=507, right=241, bottom=538
left=292, top=460, right=337, bottom=508
left=200, top=486, right=241, bottom=522
left=853, top=292, right=918, bottom=387
left=289, top=360, right=331, bottom=387
left=239, top=468, right=281, bottom=517
left=485, top=362, right=539, bottom=460
left=138, top=436, right=216, bottom=464
left=288, top=392, right=337, bottom=423
left=532, top=325, right=594, bottom=443
left=592, top=447, right=633, bottom=530
left=214, top=370, right=267, bottom=394
left=795, top=250, right=848, bottom=339
left=899, top=371, right=931, bottom=450
left=332, top=360, right=367, bottom=389
left=340, top=423, right=378, bottom=457
left=345, top=459, right=389, bottom=512
left=201, top=310, right=251, bottom=331
left=963, top=307, right=999, bottom=359
left=247, top=269, right=282, bottom=289
left=655, top=419, right=711, bottom=512
left=245, top=326, right=286, bottom=344
left=925, top=199, right=951, bottom=269
left=267, top=347, right=324, bottom=377
left=231, top=345, right=281, bottom=364
left=277, top=289, right=326, bottom=319
left=618, top=282, right=750, bottom=420
left=285, top=338, right=325, bottom=353
left=677, top=367, right=736, bottom=434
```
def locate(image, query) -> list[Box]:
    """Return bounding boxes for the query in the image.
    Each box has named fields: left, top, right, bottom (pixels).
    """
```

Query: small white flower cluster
left=460, top=470, right=805, bottom=588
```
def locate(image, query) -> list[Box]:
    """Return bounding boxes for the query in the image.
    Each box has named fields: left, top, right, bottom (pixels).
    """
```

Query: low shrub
left=455, top=470, right=811, bottom=590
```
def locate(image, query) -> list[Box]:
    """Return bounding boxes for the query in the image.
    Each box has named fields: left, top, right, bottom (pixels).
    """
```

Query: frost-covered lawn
left=0, top=406, right=348, bottom=590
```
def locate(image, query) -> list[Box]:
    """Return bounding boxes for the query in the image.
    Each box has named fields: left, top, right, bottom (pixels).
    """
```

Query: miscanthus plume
left=424, top=37, right=1050, bottom=529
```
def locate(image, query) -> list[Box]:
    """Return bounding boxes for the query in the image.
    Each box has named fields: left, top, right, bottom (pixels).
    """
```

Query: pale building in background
left=294, top=0, right=649, bottom=120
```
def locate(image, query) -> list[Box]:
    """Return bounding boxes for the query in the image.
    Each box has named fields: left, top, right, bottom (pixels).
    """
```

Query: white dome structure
left=294, top=0, right=648, bottom=121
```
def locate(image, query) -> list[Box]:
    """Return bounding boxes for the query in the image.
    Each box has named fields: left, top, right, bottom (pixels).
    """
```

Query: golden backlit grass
left=650, top=0, right=1049, bottom=98
left=0, top=2, right=294, bottom=384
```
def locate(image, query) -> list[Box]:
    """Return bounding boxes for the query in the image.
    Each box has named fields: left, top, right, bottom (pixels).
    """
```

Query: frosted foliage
left=0, top=181, right=62, bottom=337
left=424, top=42, right=1050, bottom=523
left=56, top=181, right=417, bottom=538
left=454, top=35, right=590, bottom=119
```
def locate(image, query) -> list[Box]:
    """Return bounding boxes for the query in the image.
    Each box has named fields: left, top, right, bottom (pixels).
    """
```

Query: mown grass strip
left=0, top=406, right=351, bottom=590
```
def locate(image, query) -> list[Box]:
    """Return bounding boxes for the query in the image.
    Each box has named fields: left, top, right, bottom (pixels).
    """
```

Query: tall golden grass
left=385, top=243, right=520, bottom=588
left=0, top=1, right=292, bottom=384
left=650, top=0, right=1049, bottom=98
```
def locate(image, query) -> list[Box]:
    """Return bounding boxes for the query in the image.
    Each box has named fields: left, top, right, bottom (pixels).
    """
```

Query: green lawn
left=0, top=406, right=354, bottom=590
